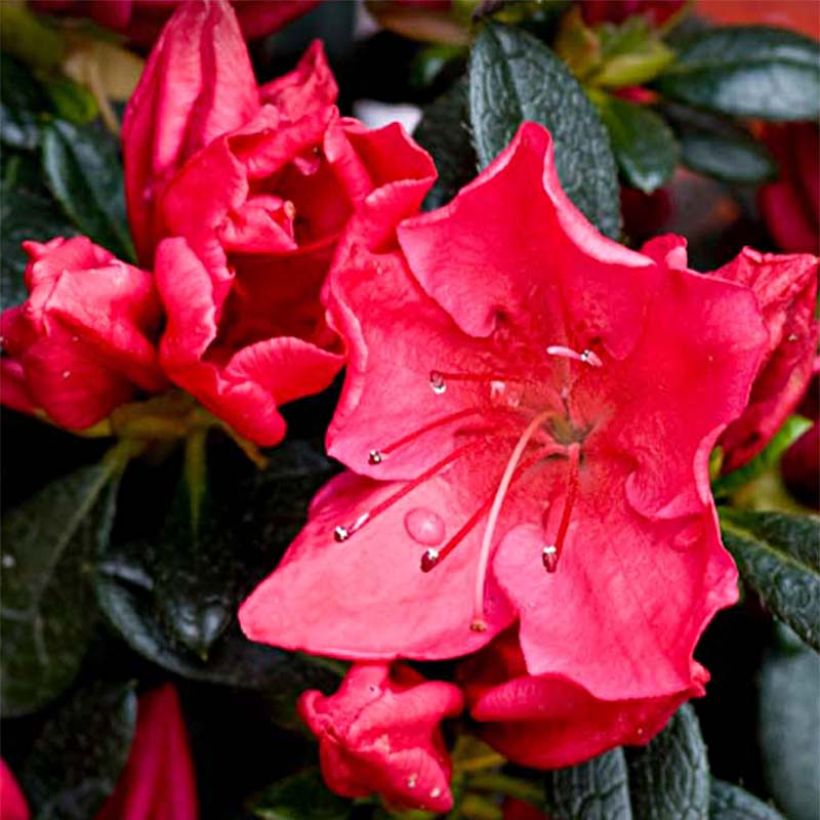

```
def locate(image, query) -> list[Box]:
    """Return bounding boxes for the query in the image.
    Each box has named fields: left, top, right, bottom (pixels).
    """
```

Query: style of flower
left=240, top=123, right=801, bottom=716
left=299, top=663, right=463, bottom=812
left=0, top=237, right=165, bottom=430
left=96, top=684, right=198, bottom=820
left=457, top=629, right=707, bottom=768
left=123, top=0, right=435, bottom=445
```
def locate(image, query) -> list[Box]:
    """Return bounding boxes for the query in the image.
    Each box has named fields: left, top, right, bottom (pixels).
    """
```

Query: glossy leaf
left=1, top=463, right=118, bottom=717
left=720, top=510, right=820, bottom=650
left=544, top=704, right=709, bottom=819
left=0, top=53, right=48, bottom=151
left=710, top=780, right=785, bottom=820
left=759, top=645, right=820, bottom=820
left=594, top=93, right=678, bottom=193
left=469, top=23, right=621, bottom=238
left=656, top=27, right=820, bottom=121
left=413, top=77, right=477, bottom=210
left=21, top=681, right=137, bottom=819
left=41, top=119, right=135, bottom=261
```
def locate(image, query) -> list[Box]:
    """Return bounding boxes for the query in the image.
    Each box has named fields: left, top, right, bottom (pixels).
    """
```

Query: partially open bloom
left=299, top=663, right=463, bottom=812
left=96, top=685, right=197, bottom=820
left=124, top=0, right=434, bottom=444
left=0, top=237, right=164, bottom=430
left=0, top=760, right=29, bottom=820
left=241, top=124, right=790, bottom=713
left=458, top=630, right=707, bottom=768
left=31, top=0, right=321, bottom=47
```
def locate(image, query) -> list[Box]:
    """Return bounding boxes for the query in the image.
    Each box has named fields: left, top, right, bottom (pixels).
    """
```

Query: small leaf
left=413, top=76, right=477, bottom=210
left=41, top=118, right=135, bottom=261
left=1, top=463, right=118, bottom=717
left=96, top=441, right=340, bottom=710
left=45, top=78, right=99, bottom=125
left=543, top=704, right=709, bottom=819
left=594, top=93, right=678, bottom=193
left=21, top=681, right=137, bottom=819
left=594, top=17, right=675, bottom=88
left=720, top=510, right=820, bottom=650
left=250, top=769, right=353, bottom=820
left=655, top=26, right=820, bottom=121
left=759, top=645, right=820, bottom=820
left=469, top=23, right=621, bottom=238
left=710, top=780, right=785, bottom=820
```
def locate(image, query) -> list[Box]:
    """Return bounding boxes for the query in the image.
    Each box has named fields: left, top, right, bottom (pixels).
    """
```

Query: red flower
left=30, top=0, right=320, bottom=47
left=0, top=760, right=29, bottom=820
left=579, top=0, right=684, bottom=26
left=458, top=630, right=706, bottom=768
left=0, top=237, right=165, bottom=430
left=298, top=663, right=463, bottom=812
left=643, top=236, right=819, bottom=472
left=240, top=124, right=771, bottom=705
left=758, top=123, right=820, bottom=255
left=96, top=685, right=197, bottom=820
left=125, top=1, right=434, bottom=445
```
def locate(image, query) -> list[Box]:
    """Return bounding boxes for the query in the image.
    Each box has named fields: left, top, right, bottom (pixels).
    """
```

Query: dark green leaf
left=469, top=23, right=621, bottom=238
left=41, top=119, right=135, bottom=261
left=96, top=441, right=340, bottom=709
left=710, top=780, right=784, bottom=820
left=656, top=27, right=820, bottom=121
left=413, top=77, right=477, bottom=210
left=21, top=681, right=137, bottom=820
left=759, top=645, right=820, bottom=820
left=250, top=769, right=353, bottom=820
left=720, top=510, right=820, bottom=650
left=594, top=94, right=678, bottom=193
left=544, top=705, right=709, bottom=819
left=0, top=53, right=48, bottom=150
left=1, top=463, right=118, bottom=717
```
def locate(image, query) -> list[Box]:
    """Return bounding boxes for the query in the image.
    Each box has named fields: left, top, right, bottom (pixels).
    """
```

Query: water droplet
left=542, top=545, right=558, bottom=572
left=368, top=450, right=384, bottom=465
left=405, top=508, right=445, bottom=547
left=420, top=548, right=440, bottom=573
left=407, top=775, right=418, bottom=789
left=672, top=522, right=701, bottom=551
left=2, top=554, right=15, bottom=569
left=788, top=333, right=799, bottom=342
left=61, top=370, right=71, bottom=379
left=490, top=379, right=522, bottom=408
left=429, top=371, right=446, bottom=395
left=430, top=787, right=442, bottom=799
left=333, top=525, right=350, bottom=542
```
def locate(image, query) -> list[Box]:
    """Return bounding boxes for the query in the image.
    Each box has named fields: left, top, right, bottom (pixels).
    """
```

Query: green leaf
left=250, top=769, right=353, bottom=820
left=96, top=441, right=341, bottom=709
left=713, top=416, right=812, bottom=498
left=593, top=93, right=678, bottom=193
left=679, top=124, right=777, bottom=185
left=41, top=119, right=135, bottom=261
left=710, top=780, right=785, bottom=820
left=719, top=510, right=820, bottom=650
left=0, top=53, right=48, bottom=150
left=1, top=463, right=118, bottom=717
left=655, top=26, right=820, bottom=121
left=21, top=681, right=137, bottom=819
left=759, top=645, right=820, bottom=820
left=544, top=704, right=709, bottom=819
left=594, top=17, right=675, bottom=88
left=469, top=22, right=621, bottom=238
left=413, top=77, right=477, bottom=210
left=45, top=78, right=99, bottom=125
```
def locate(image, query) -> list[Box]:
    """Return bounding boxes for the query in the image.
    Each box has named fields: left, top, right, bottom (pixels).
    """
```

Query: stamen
left=546, top=345, right=602, bottom=368
left=333, top=443, right=480, bottom=542
left=471, top=410, right=560, bottom=631
left=542, top=442, right=581, bottom=572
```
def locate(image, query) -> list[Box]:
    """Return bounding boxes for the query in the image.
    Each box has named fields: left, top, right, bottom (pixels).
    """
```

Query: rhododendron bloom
left=0, top=237, right=164, bottom=430
left=241, top=123, right=783, bottom=705
left=458, top=630, right=707, bottom=768
left=96, top=685, right=197, bottom=820
left=298, top=663, right=463, bottom=812
left=643, top=236, right=818, bottom=472
left=0, top=760, right=29, bottom=820
left=124, top=0, right=435, bottom=444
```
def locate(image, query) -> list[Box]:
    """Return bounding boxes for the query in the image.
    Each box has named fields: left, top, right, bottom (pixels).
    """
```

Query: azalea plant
left=0, top=0, right=818, bottom=818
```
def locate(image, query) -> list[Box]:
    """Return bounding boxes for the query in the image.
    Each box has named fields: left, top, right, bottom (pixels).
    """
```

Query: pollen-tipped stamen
left=542, top=442, right=581, bottom=572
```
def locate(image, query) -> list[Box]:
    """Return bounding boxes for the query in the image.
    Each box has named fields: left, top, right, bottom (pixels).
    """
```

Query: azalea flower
left=239, top=122, right=820, bottom=716
left=299, top=663, right=463, bottom=812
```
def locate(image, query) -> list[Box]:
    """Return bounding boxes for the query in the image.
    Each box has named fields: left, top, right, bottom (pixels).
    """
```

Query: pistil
left=542, top=442, right=581, bottom=572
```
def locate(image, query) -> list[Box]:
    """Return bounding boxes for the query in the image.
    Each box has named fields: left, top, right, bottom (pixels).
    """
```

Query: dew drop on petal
left=429, top=371, right=446, bottom=395
left=62, top=370, right=71, bottom=379
left=407, top=775, right=418, bottom=789
left=430, top=787, right=442, bottom=799
left=405, top=508, right=446, bottom=546
left=368, top=450, right=384, bottom=465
